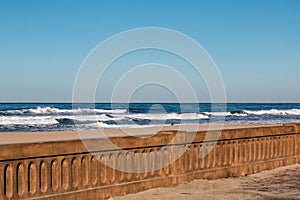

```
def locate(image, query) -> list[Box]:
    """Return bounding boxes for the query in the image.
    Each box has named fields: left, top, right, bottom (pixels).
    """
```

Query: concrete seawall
left=0, top=124, right=299, bottom=199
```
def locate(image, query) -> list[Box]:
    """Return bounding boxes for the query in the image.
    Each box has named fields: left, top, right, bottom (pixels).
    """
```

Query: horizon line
left=0, top=102, right=300, bottom=104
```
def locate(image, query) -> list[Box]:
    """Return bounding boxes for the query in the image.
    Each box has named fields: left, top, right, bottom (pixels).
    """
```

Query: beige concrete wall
left=0, top=124, right=299, bottom=199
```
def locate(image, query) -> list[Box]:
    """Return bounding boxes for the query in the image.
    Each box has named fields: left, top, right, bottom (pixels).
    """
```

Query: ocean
left=0, top=103, right=300, bottom=132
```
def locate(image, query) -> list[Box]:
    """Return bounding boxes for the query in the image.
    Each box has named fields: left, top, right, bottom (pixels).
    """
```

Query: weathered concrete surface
left=112, top=164, right=300, bottom=200
left=0, top=123, right=299, bottom=199
left=0, top=124, right=282, bottom=145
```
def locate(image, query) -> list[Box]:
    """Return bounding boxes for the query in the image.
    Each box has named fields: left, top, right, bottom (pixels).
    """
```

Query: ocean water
left=0, top=103, right=300, bottom=132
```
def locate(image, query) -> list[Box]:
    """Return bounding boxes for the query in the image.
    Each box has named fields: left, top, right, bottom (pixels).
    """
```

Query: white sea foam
left=203, top=112, right=247, bottom=117
left=0, top=112, right=209, bottom=126
left=2, top=107, right=300, bottom=128
left=2, top=107, right=127, bottom=115
left=71, top=112, right=209, bottom=122
left=244, top=109, right=300, bottom=115
left=60, top=114, right=127, bottom=122
left=0, top=116, right=59, bottom=125
left=127, top=113, right=209, bottom=120
left=95, top=122, right=159, bottom=129
left=203, top=109, right=300, bottom=116
left=203, top=112, right=231, bottom=116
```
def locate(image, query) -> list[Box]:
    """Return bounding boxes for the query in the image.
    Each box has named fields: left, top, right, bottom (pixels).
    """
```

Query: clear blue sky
left=0, top=0, right=299, bottom=102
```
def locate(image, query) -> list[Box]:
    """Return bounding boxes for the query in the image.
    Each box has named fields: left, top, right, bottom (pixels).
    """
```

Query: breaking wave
left=0, top=107, right=127, bottom=115
left=1, top=105, right=300, bottom=131
left=203, top=109, right=300, bottom=117
left=0, top=116, right=59, bottom=125
left=243, top=109, right=300, bottom=115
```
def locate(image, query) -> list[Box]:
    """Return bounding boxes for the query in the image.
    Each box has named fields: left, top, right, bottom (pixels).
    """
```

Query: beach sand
left=111, top=164, right=300, bottom=200
left=0, top=124, right=283, bottom=145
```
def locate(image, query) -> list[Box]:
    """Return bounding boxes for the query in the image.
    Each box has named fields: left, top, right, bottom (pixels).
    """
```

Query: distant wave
left=243, top=109, right=300, bottom=115
left=127, top=113, right=209, bottom=120
left=202, top=111, right=247, bottom=117
left=0, top=116, right=59, bottom=125
left=95, top=122, right=159, bottom=129
left=1, top=107, right=300, bottom=129
left=2, top=107, right=300, bottom=117
left=203, top=109, right=300, bottom=117
left=61, top=112, right=209, bottom=124
left=0, top=107, right=127, bottom=115
left=0, top=112, right=208, bottom=126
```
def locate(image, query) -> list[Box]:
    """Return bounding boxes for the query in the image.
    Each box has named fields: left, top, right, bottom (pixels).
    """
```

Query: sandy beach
left=111, top=165, right=300, bottom=200
left=0, top=124, right=284, bottom=145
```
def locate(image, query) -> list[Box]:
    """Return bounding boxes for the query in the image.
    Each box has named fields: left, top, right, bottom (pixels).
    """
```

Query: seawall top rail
left=0, top=123, right=299, bottom=161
